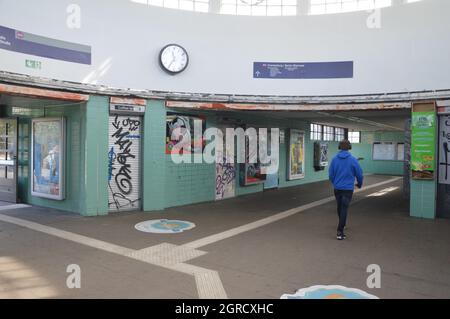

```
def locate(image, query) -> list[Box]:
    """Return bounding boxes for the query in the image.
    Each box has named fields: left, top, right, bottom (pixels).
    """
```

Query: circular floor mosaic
left=281, top=285, right=379, bottom=299
left=134, top=219, right=196, bottom=234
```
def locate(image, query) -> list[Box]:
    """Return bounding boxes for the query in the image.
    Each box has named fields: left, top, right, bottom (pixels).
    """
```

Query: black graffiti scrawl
left=439, top=115, right=450, bottom=184
left=215, top=159, right=236, bottom=200
left=108, top=115, right=142, bottom=210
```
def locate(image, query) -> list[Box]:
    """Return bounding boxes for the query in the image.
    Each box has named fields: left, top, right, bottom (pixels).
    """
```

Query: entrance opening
left=165, top=105, right=411, bottom=218
left=437, top=113, right=450, bottom=218
left=0, top=91, right=86, bottom=208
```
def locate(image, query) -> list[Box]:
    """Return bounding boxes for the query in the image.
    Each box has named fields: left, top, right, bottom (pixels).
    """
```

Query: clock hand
left=168, top=57, right=176, bottom=68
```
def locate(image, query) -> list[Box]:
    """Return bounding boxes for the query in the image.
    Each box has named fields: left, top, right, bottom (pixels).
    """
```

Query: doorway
left=107, top=114, right=142, bottom=212
left=0, top=118, right=18, bottom=203
left=437, top=114, right=450, bottom=218
left=215, top=125, right=236, bottom=200
left=264, top=129, right=279, bottom=190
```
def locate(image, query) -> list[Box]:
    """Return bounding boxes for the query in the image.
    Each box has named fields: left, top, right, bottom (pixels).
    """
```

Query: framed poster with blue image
left=31, top=118, right=65, bottom=200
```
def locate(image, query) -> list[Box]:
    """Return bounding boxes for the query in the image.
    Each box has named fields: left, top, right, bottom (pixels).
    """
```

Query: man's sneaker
left=337, top=233, right=347, bottom=240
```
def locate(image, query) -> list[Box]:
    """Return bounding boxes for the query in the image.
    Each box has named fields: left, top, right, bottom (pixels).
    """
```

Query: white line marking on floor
left=0, top=206, right=226, bottom=299
left=0, top=213, right=134, bottom=256
left=0, top=204, right=30, bottom=211
left=183, top=177, right=403, bottom=249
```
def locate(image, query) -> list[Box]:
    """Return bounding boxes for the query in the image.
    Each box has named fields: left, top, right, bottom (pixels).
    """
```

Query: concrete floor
left=0, top=175, right=449, bottom=299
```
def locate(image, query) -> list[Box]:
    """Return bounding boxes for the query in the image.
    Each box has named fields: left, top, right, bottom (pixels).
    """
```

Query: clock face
left=159, top=44, right=189, bottom=74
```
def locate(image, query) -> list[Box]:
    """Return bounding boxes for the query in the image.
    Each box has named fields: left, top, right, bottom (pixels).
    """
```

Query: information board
left=373, top=142, right=396, bottom=161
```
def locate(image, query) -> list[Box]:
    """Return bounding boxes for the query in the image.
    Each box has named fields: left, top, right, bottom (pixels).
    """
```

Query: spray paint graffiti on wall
left=215, top=159, right=236, bottom=200
left=215, top=126, right=236, bottom=200
left=108, top=115, right=142, bottom=211
left=439, top=115, right=450, bottom=184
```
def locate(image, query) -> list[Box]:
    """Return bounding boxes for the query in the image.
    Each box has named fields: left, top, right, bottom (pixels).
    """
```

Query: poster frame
left=239, top=131, right=267, bottom=186
left=165, top=113, right=206, bottom=155
left=30, top=117, right=65, bottom=200
left=287, top=129, right=305, bottom=181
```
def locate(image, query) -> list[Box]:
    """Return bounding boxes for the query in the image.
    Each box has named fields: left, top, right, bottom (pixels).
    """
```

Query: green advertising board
left=411, top=111, right=436, bottom=179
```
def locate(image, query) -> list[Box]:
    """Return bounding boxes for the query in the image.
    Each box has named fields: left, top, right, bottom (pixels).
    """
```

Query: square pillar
left=80, top=95, right=109, bottom=216
left=409, top=101, right=437, bottom=219
left=142, top=100, right=166, bottom=211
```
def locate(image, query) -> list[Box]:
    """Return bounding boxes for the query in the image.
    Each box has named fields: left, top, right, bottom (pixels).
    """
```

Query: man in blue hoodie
left=329, top=139, right=363, bottom=240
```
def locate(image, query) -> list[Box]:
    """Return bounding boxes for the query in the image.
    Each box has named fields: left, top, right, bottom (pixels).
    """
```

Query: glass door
left=0, top=118, right=18, bottom=203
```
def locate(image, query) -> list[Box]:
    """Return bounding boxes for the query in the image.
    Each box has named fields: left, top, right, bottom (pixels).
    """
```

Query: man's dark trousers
left=334, top=189, right=354, bottom=234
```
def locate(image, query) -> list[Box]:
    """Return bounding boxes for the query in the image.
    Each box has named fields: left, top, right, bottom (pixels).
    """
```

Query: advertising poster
left=411, top=110, right=436, bottom=180
left=314, top=142, right=329, bottom=170
left=240, top=135, right=266, bottom=186
left=166, top=114, right=205, bottom=154
left=31, top=118, right=65, bottom=200
left=288, top=129, right=305, bottom=180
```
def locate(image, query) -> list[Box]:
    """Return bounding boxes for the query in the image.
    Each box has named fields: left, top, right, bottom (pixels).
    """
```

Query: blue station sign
left=0, top=25, right=91, bottom=65
left=253, top=61, right=353, bottom=79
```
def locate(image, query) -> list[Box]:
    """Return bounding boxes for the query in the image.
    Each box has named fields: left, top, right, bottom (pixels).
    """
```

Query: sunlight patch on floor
left=0, top=256, right=59, bottom=298
left=366, top=187, right=399, bottom=197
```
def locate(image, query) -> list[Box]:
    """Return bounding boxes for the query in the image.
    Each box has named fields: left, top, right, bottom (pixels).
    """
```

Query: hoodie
left=329, top=150, right=364, bottom=191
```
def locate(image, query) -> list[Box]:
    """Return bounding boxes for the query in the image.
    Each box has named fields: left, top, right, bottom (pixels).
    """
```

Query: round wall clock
left=159, top=44, right=189, bottom=75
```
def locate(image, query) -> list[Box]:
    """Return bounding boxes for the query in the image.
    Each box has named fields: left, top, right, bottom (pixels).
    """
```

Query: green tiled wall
left=410, top=180, right=436, bottom=219
left=164, top=159, right=215, bottom=207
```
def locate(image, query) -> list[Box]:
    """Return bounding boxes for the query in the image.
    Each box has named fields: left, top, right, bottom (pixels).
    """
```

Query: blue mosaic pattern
left=281, top=285, right=379, bottom=299
left=135, top=219, right=196, bottom=234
